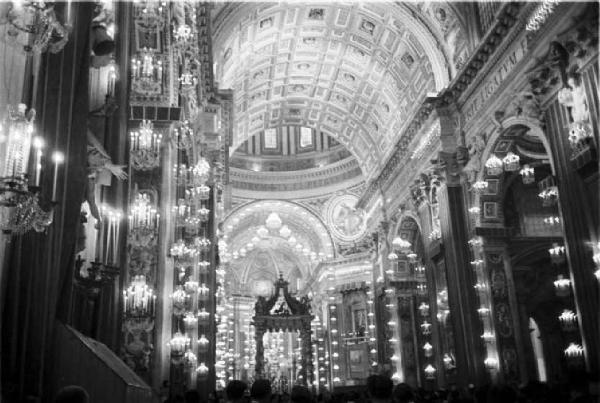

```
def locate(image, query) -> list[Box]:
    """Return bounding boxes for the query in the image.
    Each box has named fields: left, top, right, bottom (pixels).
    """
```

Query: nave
left=0, top=1, right=598, bottom=402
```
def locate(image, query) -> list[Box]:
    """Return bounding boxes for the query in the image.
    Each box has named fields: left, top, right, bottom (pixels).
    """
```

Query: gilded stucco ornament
left=325, top=193, right=367, bottom=244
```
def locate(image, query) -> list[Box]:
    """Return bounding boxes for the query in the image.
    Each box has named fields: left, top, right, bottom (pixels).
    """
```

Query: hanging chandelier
left=129, top=120, right=162, bottom=170
left=123, top=275, right=156, bottom=317
left=128, top=192, right=159, bottom=231
left=131, top=48, right=164, bottom=95
left=265, top=212, right=282, bottom=230
left=2, top=1, right=69, bottom=53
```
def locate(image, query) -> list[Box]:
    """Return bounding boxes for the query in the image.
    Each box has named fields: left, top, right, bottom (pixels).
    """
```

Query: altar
left=253, top=275, right=314, bottom=386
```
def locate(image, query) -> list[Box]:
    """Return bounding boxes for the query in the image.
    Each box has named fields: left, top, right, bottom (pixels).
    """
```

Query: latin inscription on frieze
left=463, top=35, right=529, bottom=123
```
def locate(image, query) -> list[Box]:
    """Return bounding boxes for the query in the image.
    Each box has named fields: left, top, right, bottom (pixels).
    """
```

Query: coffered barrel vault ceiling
left=212, top=2, right=461, bottom=179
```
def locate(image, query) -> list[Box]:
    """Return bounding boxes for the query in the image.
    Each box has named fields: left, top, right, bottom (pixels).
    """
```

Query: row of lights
left=468, top=237, right=500, bottom=372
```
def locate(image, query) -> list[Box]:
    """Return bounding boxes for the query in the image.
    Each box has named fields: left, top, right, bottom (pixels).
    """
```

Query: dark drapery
left=1, top=2, right=94, bottom=401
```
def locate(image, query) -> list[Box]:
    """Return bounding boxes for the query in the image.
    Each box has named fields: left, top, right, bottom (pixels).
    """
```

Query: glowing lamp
left=443, top=354, right=455, bottom=370
left=520, top=164, right=535, bottom=184
left=472, top=180, right=489, bottom=194
left=279, top=225, right=291, bottom=238
left=184, top=350, right=197, bottom=366
left=564, top=343, right=584, bottom=359
left=468, top=237, right=483, bottom=248
left=423, top=342, right=433, bottom=357
left=424, top=365, right=436, bottom=379
left=502, top=152, right=520, bottom=171
left=168, top=332, right=189, bottom=355
left=265, top=212, right=282, bottom=230
left=553, top=275, right=571, bottom=297
left=197, top=362, right=209, bottom=377
left=468, top=206, right=481, bottom=215
left=183, top=312, right=198, bottom=327
left=484, top=357, right=498, bottom=370
left=481, top=332, right=495, bottom=342
left=407, top=252, right=417, bottom=262
left=392, top=237, right=411, bottom=250
left=559, top=309, right=577, bottom=332
left=485, top=154, right=503, bottom=176
left=538, top=186, right=559, bottom=207
left=548, top=243, right=566, bottom=264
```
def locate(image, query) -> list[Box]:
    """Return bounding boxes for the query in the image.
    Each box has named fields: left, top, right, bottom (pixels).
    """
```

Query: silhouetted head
left=226, top=380, right=248, bottom=402
left=251, top=379, right=272, bottom=402
left=291, top=385, right=313, bottom=403
left=393, top=383, right=414, bottom=403
left=184, top=389, right=201, bottom=403
left=367, top=375, right=393, bottom=403
left=54, top=386, right=89, bottom=403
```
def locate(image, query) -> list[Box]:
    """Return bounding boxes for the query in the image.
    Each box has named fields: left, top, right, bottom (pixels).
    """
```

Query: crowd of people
left=54, top=373, right=596, bottom=403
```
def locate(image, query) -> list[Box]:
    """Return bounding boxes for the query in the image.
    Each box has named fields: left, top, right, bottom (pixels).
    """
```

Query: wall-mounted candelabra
left=0, top=104, right=63, bottom=234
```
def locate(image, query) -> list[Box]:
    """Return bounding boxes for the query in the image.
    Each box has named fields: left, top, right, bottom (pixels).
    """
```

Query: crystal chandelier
left=129, top=120, right=162, bottom=170
left=128, top=192, right=159, bottom=231
left=502, top=152, right=520, bottom=172
left=168, top=332, right=190, bottom=356
left=2, top=1, right=69, bottom=53
left=265, top=212, right=282, bottom=230
left=472, top=180, right=489, bottom=194
left=0, top=104, right=59, bottom=234
left=484, top=155, right=503, bottom=176
left=123, top=275, right=156, bottom=317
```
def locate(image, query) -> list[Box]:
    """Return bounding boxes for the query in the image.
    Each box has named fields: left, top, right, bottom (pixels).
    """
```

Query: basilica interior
left=0, top=1, right=598, bottom=402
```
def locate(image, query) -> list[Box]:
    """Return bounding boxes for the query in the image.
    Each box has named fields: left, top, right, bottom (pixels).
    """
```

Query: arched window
left=300, top=126, right=313, bottom=147
left=264, top=128, right=277, bottom=149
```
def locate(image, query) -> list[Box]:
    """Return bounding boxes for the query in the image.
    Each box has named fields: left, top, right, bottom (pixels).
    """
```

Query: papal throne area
left=0, top=1, right=598, bottom=403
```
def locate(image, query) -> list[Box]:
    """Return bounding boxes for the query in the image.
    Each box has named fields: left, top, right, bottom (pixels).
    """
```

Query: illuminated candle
left=32, top=136, right=44, bottom=186
left=51, top=151, right=64, bottom=201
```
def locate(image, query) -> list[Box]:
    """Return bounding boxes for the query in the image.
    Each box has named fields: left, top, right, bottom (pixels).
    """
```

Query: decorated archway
left=253, top=275, right=314, bottom=385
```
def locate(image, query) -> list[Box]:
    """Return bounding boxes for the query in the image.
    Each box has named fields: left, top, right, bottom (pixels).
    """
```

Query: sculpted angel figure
left=462, top=132, right=486, bottom=184
left=558, top=71, right=589, bottom=123
left=86, top=129, right=127, bottom=221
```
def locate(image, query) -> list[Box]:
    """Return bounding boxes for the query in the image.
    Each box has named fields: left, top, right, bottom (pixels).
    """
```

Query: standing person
left=227, top=380, right=249, bottom=403
left=392, top=383, right=414, bottom=403
left=290, top=385, right=313, bottom=403
left=184, top=390, right=201, bottom=403
left=367, top=375, right=394, bottom=403
left=252, top=379, right=273, bottom=403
